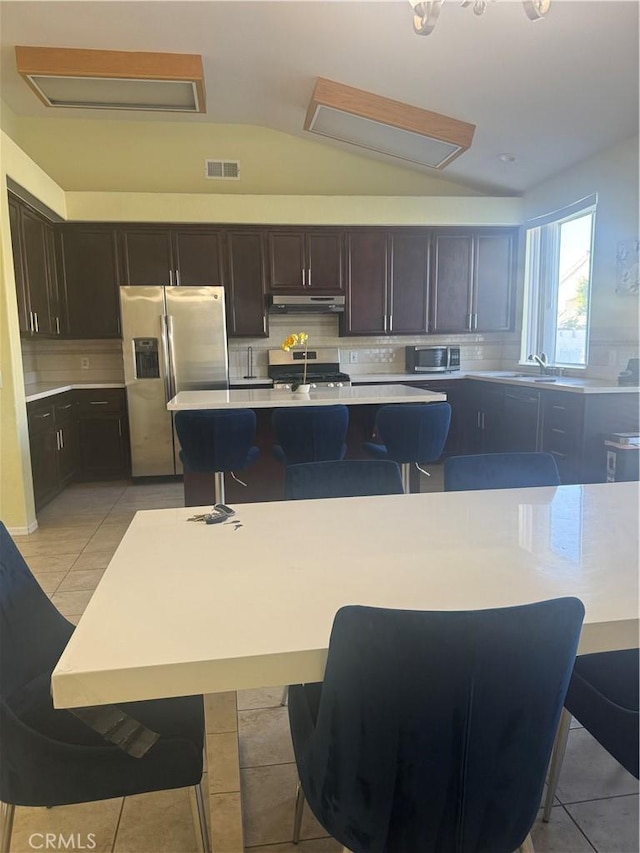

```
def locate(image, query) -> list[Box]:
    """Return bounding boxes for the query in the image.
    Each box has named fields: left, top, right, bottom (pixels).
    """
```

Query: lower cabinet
left=464, top=381, right=506, bottom=454
left=75, top=389, right=130, bottom=481
left=27, top=392, right=79, bottom=511
left=28, top=389, right=130, bottom=511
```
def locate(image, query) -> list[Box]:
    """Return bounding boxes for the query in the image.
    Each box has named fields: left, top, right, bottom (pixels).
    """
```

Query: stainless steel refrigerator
left=120, top=286, right=228, bottom=477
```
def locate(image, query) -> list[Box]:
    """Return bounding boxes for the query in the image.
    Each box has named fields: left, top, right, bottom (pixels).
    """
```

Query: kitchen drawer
left=53, top=391, right=75, bottom=419
left=27, top=399, right=55, bottom=433
left=542, top=391, right=584, bottom=431
left=74, top=388, right=126, bottom=414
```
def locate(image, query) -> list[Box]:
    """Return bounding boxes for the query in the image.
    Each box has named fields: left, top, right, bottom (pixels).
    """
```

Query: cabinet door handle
left=473, top=313, right=478, bottom=330
left=175, top=269, right=181, bottom=287
left=481, top=412, right=486, bottom=429
left=56, top=429, right=61, bottom=450
left=89, top=400, right=109, bottom=405
left=388, top=313, right=393, bottom=332
left=169, top=269, right=174, bottom=286
left=263, top=316, right=267, bottom=334
left=55, top=316, right=60, bottom=335
left=466, top=313, right=472, bottom=331
left=35, top=411, right=51, bottom=419
left=301, top=268, right=306, bottom=287
left=552, top=405, right=568, bottom=411
left=29, top=311, right=34, bottom=333
left=477, top=411, right=481, bottom=429
left=34, top=312, right=39, bottom=333
left=551, top=427, right=566, bottom=435
left=59, top=428, right=64, bottom=449
left=383, top=314, right=387, bottom=332
left=118, top=418, right=122, bottom=437
left=307, top=268, right=311, bottom=288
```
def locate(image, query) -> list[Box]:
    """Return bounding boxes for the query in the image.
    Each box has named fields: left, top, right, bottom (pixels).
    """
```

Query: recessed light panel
left=16, top=46, right=206, bottom=113
left=305, top=78, right=475, bottom=170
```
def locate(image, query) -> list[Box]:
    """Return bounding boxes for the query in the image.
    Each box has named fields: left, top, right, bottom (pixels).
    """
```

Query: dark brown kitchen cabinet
left=343, top=231, right=388, bottom=334
left=225, top=231, right=268, bottom=337
left=27, top=392, right=79, bottom=511
left=8, top=194, right=62, bottom=337
left=119, top=228, right=224, bottom=286
left=75, top=389, right=130, bottom=480
left=267, top=230, right=343, bottom=293
left=59, top=226, right=121, bottom=338
left=464, top=381, right=506, bottom=453
left=388, top=232, right=430, bottom=334
left=408, top=380, right=464, bottom=455
left=502, top=386, right=541, bottom=452
left=430, top=229, right=516, bottom=333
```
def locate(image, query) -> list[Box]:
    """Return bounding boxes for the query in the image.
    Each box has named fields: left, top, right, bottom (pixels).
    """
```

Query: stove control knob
left=327, top=382, right=334, bottom=388
left=336, top=382, right=343, bottom=388
left=310, top=383, right=317, bottom=389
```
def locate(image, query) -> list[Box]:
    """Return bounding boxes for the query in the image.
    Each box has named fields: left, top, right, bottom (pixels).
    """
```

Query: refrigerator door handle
left=160, top=314, right=173, bottom=403
left=167, top=314, right=177, bottom=400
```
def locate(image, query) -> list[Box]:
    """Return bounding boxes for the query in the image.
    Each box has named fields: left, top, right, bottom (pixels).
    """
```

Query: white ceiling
left=1, top=0, right=638, bottom=194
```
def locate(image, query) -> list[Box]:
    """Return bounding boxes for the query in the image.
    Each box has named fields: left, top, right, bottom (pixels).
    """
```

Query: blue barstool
left=175, top=409, right=259, bottom=504
left=363, top=403, right=451, bottom=492
left=444, top=451, right=560, bottom=491
left=272, top=406, right=349, bottom=466
left=285, top=460, right=404, bottom=501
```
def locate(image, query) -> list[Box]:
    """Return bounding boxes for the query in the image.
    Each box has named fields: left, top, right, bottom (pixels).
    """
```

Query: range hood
left=269, top=295, right=345, bottom=314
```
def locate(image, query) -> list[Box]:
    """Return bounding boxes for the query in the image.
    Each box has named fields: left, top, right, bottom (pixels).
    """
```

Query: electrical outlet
left=81, top=357, right=90, bottom=370
left=349, top=351, right=358, bottom=364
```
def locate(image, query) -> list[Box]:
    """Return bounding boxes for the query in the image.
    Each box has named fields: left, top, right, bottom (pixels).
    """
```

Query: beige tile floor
left=6, top=477, right=639, bottom=853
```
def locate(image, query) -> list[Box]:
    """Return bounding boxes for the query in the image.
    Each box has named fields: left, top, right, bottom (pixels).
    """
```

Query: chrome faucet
left=528, top=352, right=549, bottom=374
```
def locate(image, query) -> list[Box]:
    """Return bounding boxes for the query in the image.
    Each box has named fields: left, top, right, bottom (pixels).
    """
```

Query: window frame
left=521, top=195, right=597, bottom=369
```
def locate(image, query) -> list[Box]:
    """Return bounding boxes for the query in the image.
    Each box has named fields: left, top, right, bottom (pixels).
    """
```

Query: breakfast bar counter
left=167, top=383, right=446, bottom=410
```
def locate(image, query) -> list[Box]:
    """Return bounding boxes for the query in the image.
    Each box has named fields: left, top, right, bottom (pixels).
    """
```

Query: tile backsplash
left=21, top=319, right=637, bottom=387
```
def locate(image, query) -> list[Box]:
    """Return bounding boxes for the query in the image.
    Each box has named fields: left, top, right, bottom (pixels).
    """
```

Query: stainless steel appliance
left=120, top=286, right=228, bottom=476
left=405, top=345, right=461, bottom=373
left=269, top=295, right=345, bottom=314
left=268, top=347, right=351, bottom=390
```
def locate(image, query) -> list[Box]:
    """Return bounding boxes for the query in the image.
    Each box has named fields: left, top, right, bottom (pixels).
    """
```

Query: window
left=522, top=195, right=596, bottom=368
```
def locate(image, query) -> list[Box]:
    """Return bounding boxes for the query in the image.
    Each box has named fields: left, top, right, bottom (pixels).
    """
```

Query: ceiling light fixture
left=15, top=46, right=206, bottom=112
left=409, top=0, right=551, bottom=35
left=305, top=77, right=475, bottom=170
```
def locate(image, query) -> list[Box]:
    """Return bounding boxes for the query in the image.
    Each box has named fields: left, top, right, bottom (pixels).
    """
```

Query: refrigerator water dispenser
left=134, top=338, right=160, bottom=379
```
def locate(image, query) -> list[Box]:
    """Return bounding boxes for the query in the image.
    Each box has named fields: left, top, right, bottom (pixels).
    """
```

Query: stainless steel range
left=268, top=347, right=351, bottom=390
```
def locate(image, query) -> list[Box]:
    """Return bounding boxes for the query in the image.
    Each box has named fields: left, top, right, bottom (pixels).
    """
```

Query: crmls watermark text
left=28, top=834, right=97, bottom=850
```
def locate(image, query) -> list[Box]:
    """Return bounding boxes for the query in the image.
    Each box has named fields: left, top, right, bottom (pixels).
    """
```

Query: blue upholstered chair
left=272, top=405, right=348, bottom=466
left=444, top=451, right=561, bottom=492
left=0, top=522, right=210, bottom=853
left=288, top=599, right=584, bottom=853
left=175, top=408, right=259, bottom=504
left=284, top=459, right=404, bottom=501
left=363, top=402, right=451, bottom=492
left=543, top=648, right=639, bottom=821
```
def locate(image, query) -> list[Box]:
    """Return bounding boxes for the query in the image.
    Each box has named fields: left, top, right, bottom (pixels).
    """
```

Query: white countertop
left=468, top=371, right=638, bottom=394
left=167, top=384, right=447, bottom=410
left=352, top=373, right=466, bottom=384
left=52, top=482, right=639, bottom=708
left=25, top=382, right=125, bottom=403
left=229, top=378, right=273, bottom=387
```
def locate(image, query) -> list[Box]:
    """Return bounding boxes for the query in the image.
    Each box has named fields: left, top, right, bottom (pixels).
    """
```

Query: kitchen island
left=167, top=383, right=446, bottom=410
left=167, top=384, right=447, bottom=504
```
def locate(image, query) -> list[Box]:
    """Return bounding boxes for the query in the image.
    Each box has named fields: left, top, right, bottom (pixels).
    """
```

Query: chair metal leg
left=543, top=707, right=572, bottom=822
left=213, top=472, right=225, bottom=505
left=1, top=802, right=15, bottom=853
left=401, top=462, right=411, bottom=493
left=292, top=779, right=305, bottom=844
left=194, top=782, right=211, bottom=853
left=518, top=833, right=535, bottom=853
left=280, top=685, right=289, bottom=706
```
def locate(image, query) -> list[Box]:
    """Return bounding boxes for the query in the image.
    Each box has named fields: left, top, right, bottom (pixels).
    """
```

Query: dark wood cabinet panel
left=389, top=232, right=430, bottom=334
left=268, top=232, right=306, bottom=290
left=430, top=233, right=473, bottom=333
left=344, top=231, right=388, bottom=335
left=20, top=207, right=58, bottom=335
left=474, top=232, right=515, bottom=332
left=8, top=195, right=30, bottom=333
left=55, top=394, right=79, bottom=487
left=502, top=387, right=541, bottom=452
left=173, top=230, right=224, bottom=286
left=27, top=393, right=79, bottom=510
left=226, top=231, right=267, bottom=337
left=45, top=224, right=62, bottom=336
left=60, top=227, right=121, bottom=338
left=120, top=229, right=173, bottom=284
left=267, top=230, right=343, bottom=293
left=75, top=389, right=129, bottom=480
left=463, top=381, right=506, bottom=453
left=305, top=232, right=343, bottom=292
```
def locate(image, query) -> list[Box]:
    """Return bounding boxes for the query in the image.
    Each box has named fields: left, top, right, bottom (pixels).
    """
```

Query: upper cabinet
left=59, top=226, right=121, bottom=339
left=343, top=229, right=430, bottom=336
left=225, top=230, right=268, bottom=337
left=119, top=227, right=224, bottom=286
left=430, top=229, right=517, bottom=334
left=268, top=229, right=343, bottom=293
left=8, top=194, right=61, bottom=337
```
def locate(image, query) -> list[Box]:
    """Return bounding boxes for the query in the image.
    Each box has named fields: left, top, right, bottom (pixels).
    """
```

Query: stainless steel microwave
left=405, top=345, right=461, bottom=373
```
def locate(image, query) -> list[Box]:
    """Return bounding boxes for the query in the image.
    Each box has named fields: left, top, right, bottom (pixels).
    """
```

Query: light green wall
left=523, top=135, right=639, bottom=344
left=13, top=118, right=487, bottom=197
left=0, top=98, right=19, bottom=140
left=0, top=131, right=66, bottom=532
